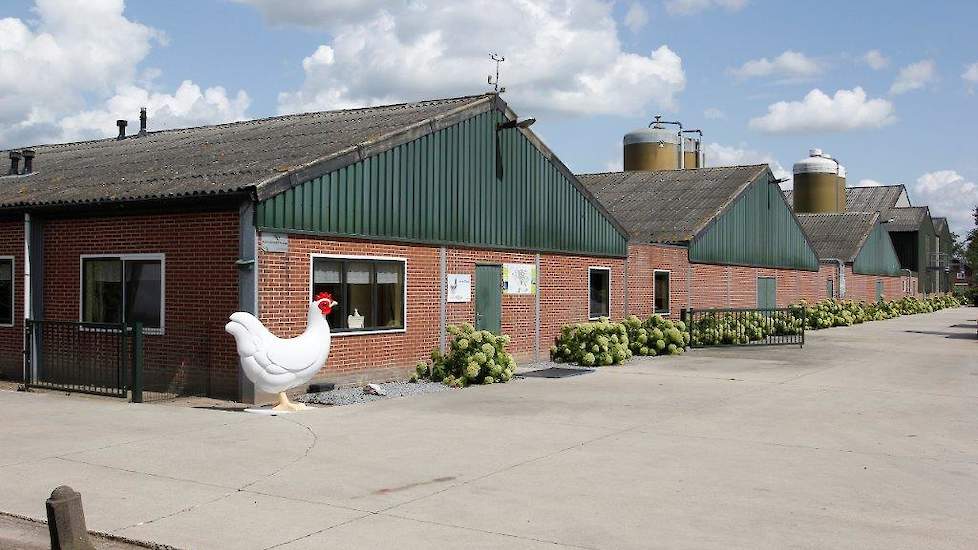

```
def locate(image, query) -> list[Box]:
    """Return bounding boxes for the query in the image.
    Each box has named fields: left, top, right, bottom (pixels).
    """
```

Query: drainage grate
left=520, top=367, right=594, bottom=379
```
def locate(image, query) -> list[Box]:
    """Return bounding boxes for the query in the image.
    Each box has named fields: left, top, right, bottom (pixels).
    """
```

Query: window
left=588, top=267, right=610, bottom=319
left=82, top=255, right=163, bottom=330
left=311, top=256, right=405, bottom=333
left=0, top=258, right=12, bottom=326
left=826, top=278, right=835, bottom=299
left=653, top=270, right=670, bottom=314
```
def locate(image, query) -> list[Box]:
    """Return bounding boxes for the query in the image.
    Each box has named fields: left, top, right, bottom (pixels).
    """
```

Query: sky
left=2, top=0, right=977, bottom=235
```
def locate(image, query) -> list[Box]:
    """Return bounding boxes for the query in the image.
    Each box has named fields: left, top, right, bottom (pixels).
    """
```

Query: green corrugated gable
left=689, top=177, right=819, bottom=271
left=255, top=110, right=626, bottom=257
left=853, top=223, right=903, bottom=276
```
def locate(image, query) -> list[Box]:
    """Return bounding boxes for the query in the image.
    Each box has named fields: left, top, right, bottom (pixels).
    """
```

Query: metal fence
left=24, top=320, right=139, bottom=399
left=683, top=307, right=805, bottom=348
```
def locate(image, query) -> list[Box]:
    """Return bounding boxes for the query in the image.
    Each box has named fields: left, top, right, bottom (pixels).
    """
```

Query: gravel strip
left=297, top=381, right=451, bottom=406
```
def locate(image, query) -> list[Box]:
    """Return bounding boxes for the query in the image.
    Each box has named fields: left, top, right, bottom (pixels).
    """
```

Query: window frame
left=0, top=256, right=14, bottom=328
left=588, top=266, right=612, bottom=320
left=308, top=253, right=408, bottom=337
left=653, top=269, right=670, bottom=315
left=78, top=253, right=166, bottom=335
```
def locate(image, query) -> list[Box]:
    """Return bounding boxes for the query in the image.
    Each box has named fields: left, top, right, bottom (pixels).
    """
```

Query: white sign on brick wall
left=261, top=233, right=288, bottom=253
left=503, top=263, right=536, bottom=294
left=447, top=274, right=471, bottom=302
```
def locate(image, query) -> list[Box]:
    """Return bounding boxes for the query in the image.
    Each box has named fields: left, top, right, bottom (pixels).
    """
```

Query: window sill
left=332, top=328, right=406, bottom=337
left=0, top=323, right=14, bottom=328
left=655, top=310, right=670, bottom=316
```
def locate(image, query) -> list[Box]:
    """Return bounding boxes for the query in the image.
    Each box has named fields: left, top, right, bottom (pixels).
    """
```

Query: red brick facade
left=0, top=219, right=24, bottom=380
left=38, top=210, right=241, bottom=397
left=257, top=233, right=626, bottom=383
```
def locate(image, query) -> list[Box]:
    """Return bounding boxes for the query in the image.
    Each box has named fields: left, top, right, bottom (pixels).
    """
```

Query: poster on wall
left=447, top=274, right=471, bottom=302
left=503, top=263, right=537, bottom=294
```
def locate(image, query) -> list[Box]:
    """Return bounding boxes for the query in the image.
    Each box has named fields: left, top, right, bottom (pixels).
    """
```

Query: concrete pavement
left=0, top=307, right=976, bottom=549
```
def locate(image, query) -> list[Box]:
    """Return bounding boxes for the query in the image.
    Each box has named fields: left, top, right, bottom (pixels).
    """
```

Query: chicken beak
left=330, top=300, right=338, bottom=308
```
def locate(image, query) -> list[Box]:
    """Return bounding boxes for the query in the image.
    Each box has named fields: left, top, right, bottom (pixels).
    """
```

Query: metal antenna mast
left=488, top=53, right=506, bottom=93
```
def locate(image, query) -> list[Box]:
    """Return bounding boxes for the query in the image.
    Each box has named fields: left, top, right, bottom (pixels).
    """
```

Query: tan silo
left=683, top=135, right=702, bottom=169
left=793, top=149, right=842, bottom=213
left=623, top=122, right=680, bottom=171
left=836, top=163, right=847, bottom=212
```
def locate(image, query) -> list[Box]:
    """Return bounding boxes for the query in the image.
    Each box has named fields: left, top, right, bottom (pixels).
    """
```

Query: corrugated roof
left=784, top=184, right=908, bottom=218
left=795, top=212, right=879, bottom=262
left=0, top=94, right=493, bottom=208
left=577, top=165, right=768, bottom=243
left=932, top=216, right=949, bottom=235
left=885, top=206, right=931, bottom=232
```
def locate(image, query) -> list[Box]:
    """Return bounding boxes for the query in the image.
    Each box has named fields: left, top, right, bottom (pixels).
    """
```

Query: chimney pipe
left=21, top=149, right=34, bottom=174
left=116, top=119, right=128, bottom=140
left=139, top=107, right=147, bottom=136
left=7, top=151, right=21, bottom=176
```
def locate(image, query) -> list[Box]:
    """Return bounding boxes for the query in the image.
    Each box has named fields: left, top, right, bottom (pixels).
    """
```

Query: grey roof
left=0, top=94, right=493, bottom=208
left=932, top=216, right=949, bottom=235
left=795, top=212, right=879, bottom=262
left=784, top=184, right=908, bottom=218
left=885, top=206, right=931, bottom=232
left=577, top=165, right=769, bottom=243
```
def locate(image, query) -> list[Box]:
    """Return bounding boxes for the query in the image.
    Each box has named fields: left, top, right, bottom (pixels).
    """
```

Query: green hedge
left=798, top=293, right=965, bottom=330
left=414, top=323, right=516, bottom=387
left=550, top=315, right=689, bottom=366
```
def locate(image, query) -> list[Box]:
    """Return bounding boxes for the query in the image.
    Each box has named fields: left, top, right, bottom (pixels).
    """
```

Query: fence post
left=130, top=323, right=143, bottom=403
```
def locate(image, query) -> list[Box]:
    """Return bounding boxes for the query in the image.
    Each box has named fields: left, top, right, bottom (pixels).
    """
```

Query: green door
left=757, top=277, right=777, bottom=309
left=475, top=265, right=502, bottom=334
left=875, top=280, right=884, bottom=302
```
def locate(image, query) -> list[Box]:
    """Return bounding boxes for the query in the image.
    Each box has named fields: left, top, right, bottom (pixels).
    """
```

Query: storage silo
left=793, top=149, right=842, bottom=213
left=623, top=121, right=680, bottom=171
left=683, top=135, right=703, bottom=169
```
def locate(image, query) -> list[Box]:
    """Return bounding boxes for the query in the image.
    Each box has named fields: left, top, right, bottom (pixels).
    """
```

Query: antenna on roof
left=488, top=53, right=506, bottom=93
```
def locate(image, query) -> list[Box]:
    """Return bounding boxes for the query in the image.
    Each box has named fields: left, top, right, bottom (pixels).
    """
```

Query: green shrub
left=415, top=324, right=516, bottom=386
left=795, top=293, right=963, bottom=331
left=550, top=317, right=631, bottom=365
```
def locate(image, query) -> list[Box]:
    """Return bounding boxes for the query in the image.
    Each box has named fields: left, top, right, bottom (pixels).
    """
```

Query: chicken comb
left=314, top=291, right=333, bottom=302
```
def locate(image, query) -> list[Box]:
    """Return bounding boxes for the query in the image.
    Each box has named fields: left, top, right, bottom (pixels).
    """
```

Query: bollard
left=45, top=486, right=96, bottom=550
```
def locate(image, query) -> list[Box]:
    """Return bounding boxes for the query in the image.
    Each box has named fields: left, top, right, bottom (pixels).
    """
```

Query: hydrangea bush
left=622, top=314, right=690, bottom=356
left=412, top=323, right=516, bottom=387
left=549, top=317, right=631, bottom=366
left=796, top=293, right=964, bottom=331
left=689, top=310, right=802, bottom=346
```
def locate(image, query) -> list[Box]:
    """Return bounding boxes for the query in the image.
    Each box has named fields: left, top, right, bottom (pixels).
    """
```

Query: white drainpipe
left=826, top=258, right=846, bottom=298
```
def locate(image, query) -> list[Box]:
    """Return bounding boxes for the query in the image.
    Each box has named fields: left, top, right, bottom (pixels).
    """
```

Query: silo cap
left=624, top=127, right=680, bottom=146
left=793, top=152, right=839, bottom=175
left=809, top=148, right=823, bottom=157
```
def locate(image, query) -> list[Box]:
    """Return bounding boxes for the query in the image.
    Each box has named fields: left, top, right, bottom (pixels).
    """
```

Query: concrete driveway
left=1, top=307, right=976, bottom=549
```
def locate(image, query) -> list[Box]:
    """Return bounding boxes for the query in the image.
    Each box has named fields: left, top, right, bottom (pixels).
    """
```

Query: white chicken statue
left=225, top=292, right=337, bottom=411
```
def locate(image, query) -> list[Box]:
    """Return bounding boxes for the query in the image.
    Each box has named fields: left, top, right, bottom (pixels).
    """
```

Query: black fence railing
left=24, top=320, right=138, bottom=399
left=683, top=307, right=805, bottom=348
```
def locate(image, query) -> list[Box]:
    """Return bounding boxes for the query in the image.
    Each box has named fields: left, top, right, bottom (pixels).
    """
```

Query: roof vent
left=8, top=151, right=21, bottom=176
left=21, top=149, right=34, bottom=174
left=116, top=119, right=127, bottom=140
left=139, top=107, right=147, bottom=136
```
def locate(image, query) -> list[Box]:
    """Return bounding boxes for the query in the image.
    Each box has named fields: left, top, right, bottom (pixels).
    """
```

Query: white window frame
left=79, top=253, right=166, bottom=335
left=309, top=253, right=408, bottom=337
left=0, top=256, right=13, bottom=328
left=588, top=266, right=612, bottom=320
left=653, top=269, right=671, bottom=315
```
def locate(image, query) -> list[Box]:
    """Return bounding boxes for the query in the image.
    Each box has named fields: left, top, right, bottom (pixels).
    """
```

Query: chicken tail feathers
left=225, top=319, right=261, bottom=357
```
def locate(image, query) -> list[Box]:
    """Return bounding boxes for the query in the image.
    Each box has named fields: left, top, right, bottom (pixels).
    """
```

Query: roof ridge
left=2, top=93, right=493, bottom=153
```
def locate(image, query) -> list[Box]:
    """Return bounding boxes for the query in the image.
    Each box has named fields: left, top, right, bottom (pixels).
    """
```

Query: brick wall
left=257, top=233, right=626, bottom=383
left=39, top=210, right=240, bottom=397
left=0, top=219, right=24, bottom=380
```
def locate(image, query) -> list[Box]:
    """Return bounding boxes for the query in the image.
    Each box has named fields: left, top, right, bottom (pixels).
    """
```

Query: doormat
left=520, top=367, right=593, bottom=379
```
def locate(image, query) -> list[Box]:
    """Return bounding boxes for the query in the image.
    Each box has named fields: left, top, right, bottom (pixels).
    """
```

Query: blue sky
left=2, top=0, right=977, bottom=234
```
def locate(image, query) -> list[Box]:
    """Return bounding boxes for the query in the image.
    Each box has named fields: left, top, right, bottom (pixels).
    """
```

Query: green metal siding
left=917, top=221, right=936, bottom=293
left=853, top=223, right=903, bottom=276
left=255, top=110, right=626, bottom=257
left=689, top=178, right=820, bottom=270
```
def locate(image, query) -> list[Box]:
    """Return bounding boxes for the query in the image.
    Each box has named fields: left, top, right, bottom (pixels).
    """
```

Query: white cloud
left=963, top=62, right=978, bottom=93
left=730, top=50, right=823, bottom=81
left=704, top=141, right=790, bottom=187
left=665, top=0, right=747, bottom=15
left=624, top=2, right=649, bottom=33
left=0, top=0, right=249, bottom=147
left=912, top=170, right=978, bottom=235
left=237, top=0, right=686, bottom=117
left=889, top=59, right=936, bottom=95
left=855, top=178, right=885, bottom=187
left=862, top=49, right=889, bottom=70
left=59, top=81, right=251, bottom=141
left=748, top=87, right=896, bottom=134
left=703, top=107, right=725, bottom=119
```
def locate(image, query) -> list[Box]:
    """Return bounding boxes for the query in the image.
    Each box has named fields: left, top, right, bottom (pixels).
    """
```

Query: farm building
left=578, top=165, right=832, bottom=316
left=0, top=93, right=630, bottom=402
left=931, top=217, right=953, bottom=293
left=794, top=212, right=910, bottom=301
left=786, top=183, right=940, bottom=294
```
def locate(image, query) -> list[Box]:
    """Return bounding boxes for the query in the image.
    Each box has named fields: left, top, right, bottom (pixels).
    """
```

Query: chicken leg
left=272, top=392, right=310, bottom=412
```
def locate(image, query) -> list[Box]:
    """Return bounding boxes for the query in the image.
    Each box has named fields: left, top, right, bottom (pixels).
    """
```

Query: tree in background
left=965, top=206, right=978, bottom=288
